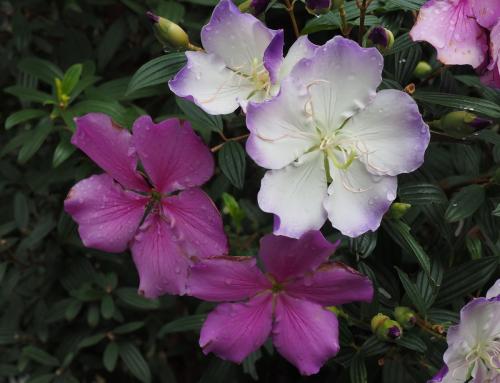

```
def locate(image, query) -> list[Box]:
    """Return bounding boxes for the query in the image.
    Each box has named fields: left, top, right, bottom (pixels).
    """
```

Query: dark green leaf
left=101, top=295, right=115, bottom=319
left=119, top=342, right=151, bottom=383
left=444, top=184, right=485, bottom=222
left=126, top=53, right=186, bottom=95
left=14, top=192, right=29, bottom=229
left=218, top=142, right=246, bottom=189
left=62, top=64, right=83, bottom=95
left=395, top=332, right=427, bottom=353
left=176, top=97, right=223, bottom=133
left=5, top=109, right=48, bottom=130
left=349, top=354, right=367, bottom=383
left=78, top=333, right=105, bottom=348
left=19, top=57, right=63, bottom=84
left=158, top=314, right=206, bottom=337
left=113, top=321, right=145, bottom=334
left=23, top=346, right=59, bottom=366
left=115, top=288, right=160, bottom=310
left=4, top=86, right=53, bottom=104
left=396, top=267, right=427, bottom=315
left=103, top=342, right=119, bottom=372
left=399, top=183, right=447, bottom=205
left=18, top=119, right=53, bottom=164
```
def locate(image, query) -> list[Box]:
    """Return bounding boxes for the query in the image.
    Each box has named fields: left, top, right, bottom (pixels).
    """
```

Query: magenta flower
left=481, top=21, right=500, bottom=88
left=410, top=0, right=489, bottom=69
left=169, top=0, right=318, bottom=115
left=187, top=231, right=373, bottom=375
left=64, top=113, right=227, bottom=298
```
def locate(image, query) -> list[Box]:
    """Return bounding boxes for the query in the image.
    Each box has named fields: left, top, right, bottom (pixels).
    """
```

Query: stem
left=210, top=133, right=250, bottom=153
left=357, top=0, right=371, bottom=44
left=283, top=0, right=300, bottom=38
left=338, top=2, right=349, bottom=37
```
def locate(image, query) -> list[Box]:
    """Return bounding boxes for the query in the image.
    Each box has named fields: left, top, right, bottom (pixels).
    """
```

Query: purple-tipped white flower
left=246, top=36, right=430, bottom=238
left=430, top=279, right=500, bottom=383
left=169, top=0, right=318, bottom=115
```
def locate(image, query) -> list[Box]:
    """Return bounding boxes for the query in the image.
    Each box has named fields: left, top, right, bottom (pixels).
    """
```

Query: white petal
left=340, top=90, right=430, bottom=176
left=169, top=52, right=255, bottom=115
left=290, top=36, right=383, bottom=133
left=246, top=79, right=319, bottom=170
left=324, top=159, right=397, bottom=237
left=486, top=279, right=500, bottom=299
left=201, top=0, right=276, bottom=74
left=258, top=151, right=328, bottom=238
left=278, top=36, right=318, bottom=80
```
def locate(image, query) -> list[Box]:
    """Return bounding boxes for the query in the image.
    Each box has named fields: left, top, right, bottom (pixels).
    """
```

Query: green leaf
left=78, top=333, right=105, bottom=348
left=493, top=203, right=500, bottom=217
left=18, top=57, right=63, bottom=84
left=383, top=219, right=434, bottom=285
left=394, top=44, right=421, bottom=85
left=97, top=19, right=126, bottom=71
left=14, top=192, right=29, bottom=229
left=87, top=305, right=100, bottom=327
left=176, top=97, right=223, bottom=133
left=395, top=267, right=427, bottom=315
left=398, top=183, right=447, bottom=205
left=113, top=321, right=145, bottom=334
left=126, top=53, right=186, bottom=95
left=218, top=142, right=246, bottom=189
left=103, top=342, right=119, bottom=372
left=427, top=308, right=459, bottom=325
left=115, top=288, right=160, bottom=310
left=18, top=119, right=53, bottom=164
left=385, top=0, right=425, bottom=11
left=4, top=86, right=53, bottom=104
left=383, top=360, right=410, bottom=382
left=350, top=231, right=377, bottom=259
left=436, top=256, right=499, bottom=305
left=52, top=134, right=76, bottom=168
left=23, top=346, right=59, bottom=366
left=5, top=109, right=48, bottom=130
left=71, top=100, right=136, bottom=128
left=62, top=64, right=83, bottom=95
left=17, top=216, right=55, bottom=251
left=100, top=295, right=115, bottom=319
left=64, top=299, right=82, bottom=321
left=119, top=342, right=151, bottom=383
left=158, top=314, right=206, bottom=337
left=360, top=336, right=389, bottom=357
left=242, top=350, right=261, bottom=380
left=395, top=332, right=427, bottom=353
left=26, top=374, right=55, bottom=383
left=444, top=184, right=485, bottom=222
left=384, top=33, right=416, bottom=56
left=413, top=91, right=500, bottom=118
left=349, top=354, right=367, bottom=383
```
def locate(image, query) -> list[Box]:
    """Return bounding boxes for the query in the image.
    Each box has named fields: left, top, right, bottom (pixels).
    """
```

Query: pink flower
left=481, top=21, right=500, bottom=88
left=187, top=231, right=373, bottom=375
left=64, top=113, right=227, bottom=298
left=410, top=0, right=489, bottom=68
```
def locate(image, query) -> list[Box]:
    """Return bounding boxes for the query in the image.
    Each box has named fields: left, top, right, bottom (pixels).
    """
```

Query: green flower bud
left=371, top=313, right=403, bottom=340
left=387, top=202, right=412, bottom=220
left=437, top=111, right=492, bottom=139
left=147, top=11, right=190, bottom=49
left=413, top=61, right=433, bottom=79
left=394, top=306, right=417, bottom=329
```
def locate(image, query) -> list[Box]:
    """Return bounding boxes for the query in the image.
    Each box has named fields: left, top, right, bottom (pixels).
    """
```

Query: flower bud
left=305, top=0, right=332, bottom=15
left=394, top=306, right=417, bottom=329
left=413, top=61, right=433, bottom=79
left=371, top=313, right=403, bottom=340
left=332, top=0, right=344, bottom=9
left=439, top=111, right=492, bottom=139
left=147, top=11, right=190, bottom=49
left=366, top=26, right=394, bottom=51
left=239, top=0, right=270, bottom=15
left=387, top=202, right=411, bottom=220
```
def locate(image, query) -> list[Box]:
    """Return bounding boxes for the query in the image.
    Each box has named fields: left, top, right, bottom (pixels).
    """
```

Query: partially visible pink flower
left=470, top=0, right=500, bottom=29
left=410, top=0, right=488, bottom=68
left=64, top=113, right=227, bottom=298
left=429, top=279, right=500, bottom=383
left=187, top=231, right=373, bottom=375
left=481, top=21, right=500, bottom=88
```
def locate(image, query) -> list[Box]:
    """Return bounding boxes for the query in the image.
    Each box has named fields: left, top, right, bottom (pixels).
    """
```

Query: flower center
left=465, top=338, right=500, bottom=377
left=319, top=135, right=357, bottom=170
left=249, top=58, right=272, bottom=93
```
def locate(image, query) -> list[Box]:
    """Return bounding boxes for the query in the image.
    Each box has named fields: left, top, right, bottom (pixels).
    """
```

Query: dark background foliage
left=1, top=0, right=499, bottom=382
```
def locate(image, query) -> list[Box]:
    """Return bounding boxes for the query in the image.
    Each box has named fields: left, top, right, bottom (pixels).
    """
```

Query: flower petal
left=279, top=36, right=318, bottom=80
left=200, top=293, right=273, bottom=363
left=201, top=0, right=277, bottom=74
left=258, top=151, right=328, bottom=238
left=246, top=79, right=319, bottom=170
left=471, top=0, right=500, bottom=29
left=72, top=113, right=148, bottom=191
left=132, top=116, right=214, bottom=193
left=162, top=188, right=227, bottom=259
left=341, top=89, right=430, bottom=176
left=263, top=30, right=284, bottom=83
left=324, top=159, right=397, bottom=237
left=130, top=213, right=191, bottom=297
left=486, top=279, right=500, bottom=299
left=169, top=51, right=255, bottom=115
left=272, top=294, right=339, bottom=375
left=259, top=231, right=339, bottom=282
left=285, top=262, right=373, bottom=306
left=188, top=256, right=271, bottom=302
left=290, top=36, right=382, bottom=133
left=410, top=0, right=487, bottom=68
left=64, top=174, right=147, bottom=253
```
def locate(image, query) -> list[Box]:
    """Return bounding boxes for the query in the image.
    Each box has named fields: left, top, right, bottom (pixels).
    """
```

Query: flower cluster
left=65, top=0, right=433, bottom=376
left=410, top=0, right=500, bottom=87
